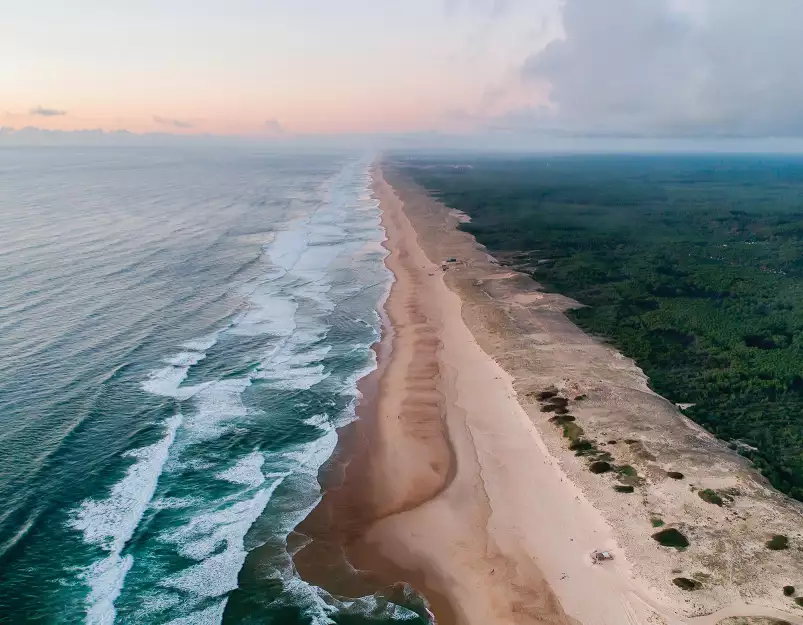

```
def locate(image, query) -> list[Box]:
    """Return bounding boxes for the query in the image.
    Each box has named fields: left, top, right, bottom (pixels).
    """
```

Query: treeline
left=404, top=154, right=803, bottom=501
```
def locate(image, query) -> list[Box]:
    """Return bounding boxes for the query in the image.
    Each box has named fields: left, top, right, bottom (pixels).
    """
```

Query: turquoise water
left=0, top=148, right=426, bottom=624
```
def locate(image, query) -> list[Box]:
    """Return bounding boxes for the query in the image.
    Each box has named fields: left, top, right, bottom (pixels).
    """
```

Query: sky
left=3, top=0, right=803, bottom=145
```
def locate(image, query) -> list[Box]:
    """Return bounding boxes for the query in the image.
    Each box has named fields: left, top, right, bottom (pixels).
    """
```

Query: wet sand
left=296, top=167, right=575, bottom=624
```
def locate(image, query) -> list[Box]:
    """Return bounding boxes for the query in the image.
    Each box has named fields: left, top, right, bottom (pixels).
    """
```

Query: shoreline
left=294, top=162, right=803, bottom=625
left=296, top=166, right=575, bottom=624
left=292, top=165, right=458, bottom=623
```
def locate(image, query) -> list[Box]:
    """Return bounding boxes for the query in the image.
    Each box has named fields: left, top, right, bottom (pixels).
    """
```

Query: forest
left=404, top=154, right=803, bottom=501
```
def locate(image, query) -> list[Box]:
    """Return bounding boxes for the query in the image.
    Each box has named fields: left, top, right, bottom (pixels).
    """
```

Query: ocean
left=0, top=147, right=425, bottom=624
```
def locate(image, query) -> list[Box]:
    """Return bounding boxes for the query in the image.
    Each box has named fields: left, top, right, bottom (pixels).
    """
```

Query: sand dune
left=294, top=164, right=803, bottom=625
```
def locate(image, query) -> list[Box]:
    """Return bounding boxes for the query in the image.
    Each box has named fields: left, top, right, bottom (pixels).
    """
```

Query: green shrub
left=589, top=461, right=612, bottom=474
left=783, top=585, right=795, bottom=596
left=698, top=489, right=724, bottom=506
left=666, top=471, right=684, bottom=480
left=562, top=423, right=584, bottom=441
left=549, top=415, right=576, bottom=425
left=652, top=528, right=689, bottom=549
left=651, top=518, right=665, bottom=527
left=672, top=577, right=701, bottom=591
left=614, top=485, right=635, bottom=493
left=574, top=394, right=587, bottom=401
left=766, top=535, right=789, bottom=550
left=568, top=439, right=594, bottom=453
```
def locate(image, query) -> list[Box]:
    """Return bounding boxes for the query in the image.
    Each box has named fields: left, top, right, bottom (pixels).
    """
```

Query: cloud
left=30, top=106, right=66, bottom=117
left=444, top=0, right=514, bottom=19
left=516, top=0, right=803, bottom=137
left=152, top=115, right=193, bottom=129
left=264, top=119, right=285, bottom=135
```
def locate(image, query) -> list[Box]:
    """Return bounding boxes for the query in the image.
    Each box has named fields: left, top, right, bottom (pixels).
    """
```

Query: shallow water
left=0, top=147, right=427, bottom=624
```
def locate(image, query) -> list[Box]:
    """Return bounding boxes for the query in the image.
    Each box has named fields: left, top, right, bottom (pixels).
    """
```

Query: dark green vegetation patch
left=549, top=414, right=576, bottom=425
left=589, top=461, right=612, bottom=474
left=408, top=155, right=803, bottom=502
left=562, top=423, right=585, bottom=441
left=698, top=489, right=725, bottom=506
left=672, top=577, right=702, bottom=591
left=783, top=585, right=795, bottom=596
left=766, top=534, right=789, bottom=550
left=568, top=439, right=594, bottom=453
left=536, top=389, right=559, bottom=401
left=667, top=471, right=684, bottom=480
left=652, top=528, right=689, bottom=549
left=614, top=485, right=635, bottom=493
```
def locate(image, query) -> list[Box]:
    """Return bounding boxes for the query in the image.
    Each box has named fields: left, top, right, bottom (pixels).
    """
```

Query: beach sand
left=294, top=164, right=803, bottom=625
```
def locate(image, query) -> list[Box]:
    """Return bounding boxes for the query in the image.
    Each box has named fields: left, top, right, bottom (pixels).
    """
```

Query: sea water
left=0, top=147, right=426, bottom=624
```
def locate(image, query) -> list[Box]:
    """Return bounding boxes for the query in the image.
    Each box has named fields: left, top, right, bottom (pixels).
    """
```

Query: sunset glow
left=1, top=0, right=560, bottom=135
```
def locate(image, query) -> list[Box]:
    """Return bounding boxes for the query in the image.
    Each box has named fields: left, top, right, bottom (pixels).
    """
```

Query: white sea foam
left=179, top=377, right=251, bottom=443
left=165, top=352, right=205, bottom=368
left=149, top=496, right=197, bottom=511
left=255, top=343, right=331, bottom=390
left=83, top=156, right=400, bottom=625
left=282, top=576, right=338, bottom=625
left=227, top=293, right=297, bottom=337
left=215, top=451, right=265, bottom=487
left=70, top=415, right=181, bottom=625
left=266, top=226, right=310, bottom=272
left=141, top=354, right=203, bottom=397
left=160, top=476, right=285, bottom=601
left=181, top=334, right=219, bottom=353
left=164, top=600, right=226, bottom=625
left=141, top=341, right=216, bottom=399
left=283, top=423, right=338, bottom=478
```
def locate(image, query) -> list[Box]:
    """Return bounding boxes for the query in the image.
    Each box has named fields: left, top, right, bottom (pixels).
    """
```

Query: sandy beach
left=295, top=163, right=803, bottom=625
